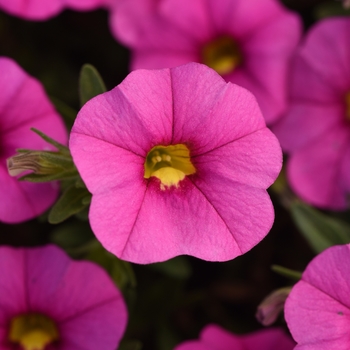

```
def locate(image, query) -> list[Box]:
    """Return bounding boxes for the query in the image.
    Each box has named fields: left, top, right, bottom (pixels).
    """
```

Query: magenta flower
left=0, top=0, right=107, bottom=20
left=273, top=18, right=350, bottom=210
left=285, top=244, right=350, bottom=349
left=0, top=57, right=67, bottom=223
left=174, top=324, right=295, bottom=350
left=0, top=245, right=127, bottom=350
left=108, top=0, right=302, bottom=124
left=69, top=63, right=282, bottom=264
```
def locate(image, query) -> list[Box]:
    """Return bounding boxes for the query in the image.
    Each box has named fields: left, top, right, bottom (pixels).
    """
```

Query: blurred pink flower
left=69, top=62, right=282, bottom=264
left=285, top=244, right=350, bottom=350
left=0, top=0, right=107, bottom=20
left=174, top=324, right=295, bottom=350
left=108, top=0, right=302, bottom=124
left=273, top=18, right=350, bottom=210
left=0, top=57, right=67, bottom=223
left=0, top=245, right=127, bottom=350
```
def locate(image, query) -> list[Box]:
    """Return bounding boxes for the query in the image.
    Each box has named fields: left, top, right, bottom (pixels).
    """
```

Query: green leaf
left=79, top=64, right=107, bottom=106
left=86, top=242, right=137, bottom=290
left=48, top=185, right=91, bottom=224
left=149, top=256, right=192, bottom=279
left=290, top=201, right=350, bottom=253
left=271, top=265, right=302, bottom=281
left=50, top=96, right=78, bottom=125
left=313, top=1, right=350, bottom=20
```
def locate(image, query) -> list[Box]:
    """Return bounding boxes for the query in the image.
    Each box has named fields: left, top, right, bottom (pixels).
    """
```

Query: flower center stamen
left=8, top=313, right=59, bottom=350
left=144, top=144, right=196, bottom=189
left=202, top=36, right=242, bottom=75
left=345, top=91, right=350, bottom=122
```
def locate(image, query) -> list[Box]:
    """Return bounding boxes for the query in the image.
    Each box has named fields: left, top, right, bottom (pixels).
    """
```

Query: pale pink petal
left=287, top=128, right=350, bottom=209
left=273, top=103, right=345, bottom=152
left=296, top=18, right=350, bottom=95
left=25, top=246, right=127, bottom=324
left=131, top=50, right=199, bottom=71
left=285, top=245, right=350, bottom=349
left=0, top=248, right=27, bottom=326
left=175, top=325, right=294, bottom=350
left=0, top=167, right=60, bottom=223
left=92, top=177, right=242, bottom=263
left=241, top=328, right=295, bottom=350
left=199, top=325, right=244, bottom=350
left=70, top=68, right=173, bottom=156
left=0, top=57, right=67, bottom=223
left=0, top=0, right=106, bottom=20
left=170, top=63, right=266, bottom=155
left=193, top=128, right=281, bottom=189
left=206, top=0, right=287, bottom=38
left=159, top=0, right=213, bottom=42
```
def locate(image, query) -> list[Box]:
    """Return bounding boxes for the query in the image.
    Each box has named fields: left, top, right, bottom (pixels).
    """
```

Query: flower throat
left=8, top=313, right=59, bottom=350
left=202, top=36, right=242, bottom=75
left=144, top=144, right=196, bottom=189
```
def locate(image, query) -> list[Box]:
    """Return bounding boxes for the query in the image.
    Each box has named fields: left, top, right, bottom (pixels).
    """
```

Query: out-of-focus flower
left=69, top=62, right=282, bottom=264
left=174, top=324, right=295, bottom=350
left=285, top=244, right=350, bottom=349
left=0, top=57, right=67, bottom=223
left=0, top=0, right=108, bottom=20
left=0, top=245, right=128, bottom=350
left=273, top=18, right=350, bottom=210
left=108, top=0, right=301, bottom=124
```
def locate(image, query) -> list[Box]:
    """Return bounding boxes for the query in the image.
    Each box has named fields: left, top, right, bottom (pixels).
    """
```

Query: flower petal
left=170, top=63, right=266, bottom=155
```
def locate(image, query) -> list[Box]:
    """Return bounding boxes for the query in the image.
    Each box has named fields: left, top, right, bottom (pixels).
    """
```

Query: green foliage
left=48, top=183, right=91, bottom=224
left=271, top=265, right=302, bottom=280
left=290, top=201, right=350, bottom=253
left=79, top=64, right=107, bottom=106
left=313, top=1, right=350, bottom=20
left=149, top=256, right=192, bottom=280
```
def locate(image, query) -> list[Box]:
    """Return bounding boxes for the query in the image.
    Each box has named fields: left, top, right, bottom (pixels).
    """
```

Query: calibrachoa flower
left=0, top=0, right=108, bottom=20
left=174, top=324, right=295, bottom=350
left=285, top=244, right=350, bottom=350
left=273, top=18, right=350, bottom=210
left=0, top=245, right=127, bottom=350
left=108, top=0, right=301, bottom=124
left=0, top=57, right=67, bottom=223
left=69, top=63, right=282, bottom=264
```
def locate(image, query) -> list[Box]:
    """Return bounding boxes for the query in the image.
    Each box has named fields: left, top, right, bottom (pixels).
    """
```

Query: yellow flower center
left=202, top=36, right=242, bottom=75
left=345, top=91, right=350, bottom=122
left=8, top=313, right=59, bottom=350
left=144, top=144, right=196, bottom=189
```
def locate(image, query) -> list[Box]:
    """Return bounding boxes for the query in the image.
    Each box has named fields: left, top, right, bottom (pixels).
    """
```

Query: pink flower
left=0, top=245, right=128, bottom=350
left=0, top=0, right=107, bottom=20
left=108, top=0, right=302, bottom=124
left=174, top=324, right=295, bottom=350
left=0, top=57, right=67, bottom=223
left=273, top=18, right=350, bottom=210
left=285, top=244, right=350, bottom=350
left=69, top=62, right=282, bottom=264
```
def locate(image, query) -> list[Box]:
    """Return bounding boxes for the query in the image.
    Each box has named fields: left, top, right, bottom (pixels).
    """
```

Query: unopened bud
left=256, top=287, right=291, bottom=326
left=7, top=152, right=46, bottom=177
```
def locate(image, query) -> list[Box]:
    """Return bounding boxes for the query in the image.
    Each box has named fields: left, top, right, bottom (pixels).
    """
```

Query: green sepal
left=290, top=201, right=350, bottom=253
left=79, top=64, right=107, bottom=106
left=48, top=185, right=91, bottom=224
left=31, top=128, right=70, bottom=154
left=271, top=265, right=302, bottom=281
left=19, top=169, right=79, bottom=182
